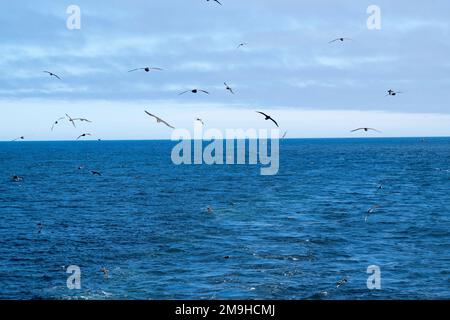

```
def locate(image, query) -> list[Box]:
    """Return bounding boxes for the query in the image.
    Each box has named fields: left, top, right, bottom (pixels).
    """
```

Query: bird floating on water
left=256, top=111, right=279, bottom=127
left=144, top=110, right=175, bottom=129
left=11, top=175, right=23, bottom=182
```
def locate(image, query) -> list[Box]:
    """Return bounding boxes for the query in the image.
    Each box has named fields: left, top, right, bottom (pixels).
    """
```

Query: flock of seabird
left=6, top=1, right=411, bottom=289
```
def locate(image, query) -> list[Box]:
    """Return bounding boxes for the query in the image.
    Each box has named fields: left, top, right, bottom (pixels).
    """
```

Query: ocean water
left=0, top=138, right=449, bottom=300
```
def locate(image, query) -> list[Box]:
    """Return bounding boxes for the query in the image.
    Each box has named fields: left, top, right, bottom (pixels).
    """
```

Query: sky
left=1, top=0, right=450, bottom=140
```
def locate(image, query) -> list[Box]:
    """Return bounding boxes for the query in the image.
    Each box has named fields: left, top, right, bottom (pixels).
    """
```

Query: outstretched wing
left=269, top=117, right=279, bottom=127
left=351, top=128, right=364, bottom=132
left=128, top=68, right=142, bottom=73
left=178, top=90, right=189, bottom=95
left=256, top=111, right=269, bottom=118
left=199, top=90, right=210, bottom=94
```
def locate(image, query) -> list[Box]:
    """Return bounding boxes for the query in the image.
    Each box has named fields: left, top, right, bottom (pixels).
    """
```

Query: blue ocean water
left=0, top=138, right=449, bottom=300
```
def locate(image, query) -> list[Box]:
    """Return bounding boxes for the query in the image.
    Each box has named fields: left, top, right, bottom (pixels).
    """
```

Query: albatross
left=51, top=117, right=65, bottom=131
left=224, top=82, right=235, bottom=94
left=179, top=89, right=209, bottom=95
left=76, top=133, right=92, bottom=140
left=43, top=71, right=62, bottom=80
left=329, top=37, right=352, bottom=43
left=144, top=111, right=175, bottom=129
left=128, top=67, right=163, bottom=73
left=351, top=128, right=382, bottom=133
left=256, top=111, right=279, bottom=127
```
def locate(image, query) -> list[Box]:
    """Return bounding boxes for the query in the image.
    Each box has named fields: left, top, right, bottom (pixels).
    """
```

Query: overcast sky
left=1, top=0, right=450, bottom=140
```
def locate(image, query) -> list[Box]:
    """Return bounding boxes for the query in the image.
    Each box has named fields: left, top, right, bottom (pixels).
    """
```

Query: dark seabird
left=329, top=37, right=352, bottom=43
left=224, top=82, right=235, bottom=94
left=11, top=175, right=24, bottom=182
left=76, top=133, right=92, bottom=140
left=351, top=128, right=382, bottom=133
left=256, top=111, right=279, bottom=127
left=51, top=117, right=65, bottom=131
left=91, top=171, right=102, bottom=176
left=336, top=278, right=348, bottom=288
left=43, top=71, right=62, bottom=80
left=11, top=136, right=24, bottom=142
left=179, top=89, right=210, bottom=95
left=128, top=67, right=163, bottom=73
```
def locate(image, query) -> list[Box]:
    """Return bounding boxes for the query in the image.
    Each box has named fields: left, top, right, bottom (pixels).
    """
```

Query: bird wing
left=367, top=128, right=382, bottom=133
left=351, top=128, right=364, bottom=132
left=76, top=135, right=82, bottom=140
left=328, top=39, right=339, bottom=43
left=53, top=74, right=62, bottom=80
left=128, top=68, right=141, bottom=72
left=214, top=0, right=223, bottom=5
left=145, top=111, right=174, bottom=129
left=199, top=90, right=210, bottom=94
left=178, top=90, right=189, bottom=95
left=256, top=111, right=269, bottom=118
left=150, top=67, right=163, bottom=71
left=269, top=117, right=279, bottom=127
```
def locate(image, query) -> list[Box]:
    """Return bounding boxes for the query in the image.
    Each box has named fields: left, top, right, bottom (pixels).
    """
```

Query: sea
left=0, top=138, right=449, bottom=300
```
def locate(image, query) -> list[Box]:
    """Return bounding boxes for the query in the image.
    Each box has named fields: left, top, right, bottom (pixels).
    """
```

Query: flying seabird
left=386, top=89, right=403, bottom=96
left=91, top=171, right=102, bottom=176
left=365, top=205, right=381, bottom=222
left=76, top=133, right=92, bottom=140
left=351, top=128, right=382, bottom=133
left=128, top=67, right=163, bottom=73
left=207, top=0, right=222, bottom=5
left=256, top=111, right=279, bottom=127
left=196, top=118, right=205, bottom=126
left=179, top=89, right=210, bottom=95
left=224, top=82, right=235, bottom=94
left=43, top=71, right=62, bottom=80
left=11, top=136, right=24, bottom=142
left=66, top=114, right=92, bottom=127
left=51, top=117, right=65, bottom=131
left=144, top=110, right=175, bottom=129
left=236, top=43, right=247, bottom=49
left=329, top=37, right=352, bottom=43
left=336, top=278, right=348, bottom=288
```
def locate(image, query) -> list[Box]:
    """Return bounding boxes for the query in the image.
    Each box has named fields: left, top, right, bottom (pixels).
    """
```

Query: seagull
left=11, top=136, right=24, bottom=142
left=329, top=37, right=352, bottom=43
left=128, top=67, right=163, bottom=73
left=256, top=111, right=279, bottom=127
left=196, top=118, right=205, bottom=126
left=207, top=0, right=222, bottom=5
left=336, top=278, right=348, bottom=288
left=43, top=71, right=62, bottom=80
left=224, top=82, right=235, bottom=94
left=386, top=89, right=403, bottom=96
left=91, top=171, right=102, bottom=176
left=365, top=205, right=381, bottom=222
left=351, top=128, right=382, bottom=133
left=76, top=133, right=91, bottom=140
left=51, top=117, right=65, bottom=131
left=236, top=43, right=247, bottom=49
left=179, top=89, right=210, bottom=95
left=11, top=175, right=23, bottom=182
left=144, top=110, right=175, bottom=129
